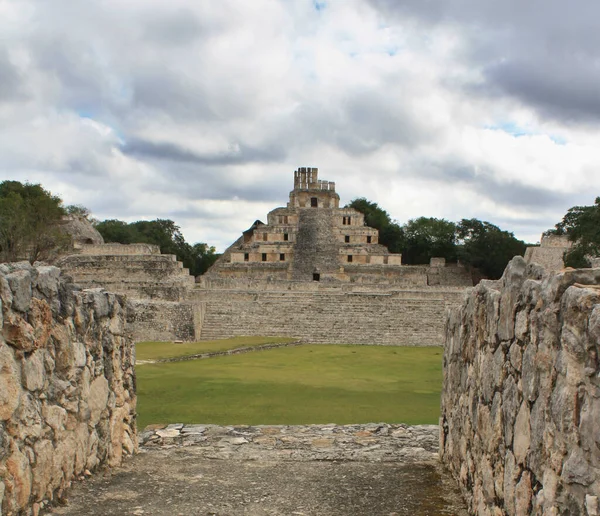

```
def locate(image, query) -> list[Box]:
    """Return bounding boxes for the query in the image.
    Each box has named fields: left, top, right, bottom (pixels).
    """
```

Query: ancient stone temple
left=58, top=167, right=474, bottom=345
left=209, top=167, right=405, bottom=283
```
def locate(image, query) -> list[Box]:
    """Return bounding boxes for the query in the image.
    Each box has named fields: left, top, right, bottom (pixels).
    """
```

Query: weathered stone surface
left=441, top=258, right=600, bottom=515
left=22, top=350, right=45, bottom=392
left=5, top=269, right=32, bottom=313
left=0, top=264, right=136, bottom=515
left=139, top=423, right=440, bottom=463
left=0, top=343, right=21, bottom=421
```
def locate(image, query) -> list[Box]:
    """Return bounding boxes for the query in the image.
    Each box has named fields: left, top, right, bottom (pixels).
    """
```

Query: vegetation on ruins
left=0, top=180, right=69, bottom=263
left=136, top=343, right=443, bottom=428
left=547, top=196, right=600, bottom=268
left=95, top=218, right=219, bottom=276
left=348, top=197, right=528, bottom=279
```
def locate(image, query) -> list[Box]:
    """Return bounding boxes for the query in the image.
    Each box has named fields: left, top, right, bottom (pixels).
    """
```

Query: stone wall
left=524, top=234, right=572, bottom=272
left=126, top=300, right=198, bottom=342
left=194, top=287, right=466, bottom=345
left=0, top=263, right=136, bottom=515
left=441, top=257, right=600, bottom=515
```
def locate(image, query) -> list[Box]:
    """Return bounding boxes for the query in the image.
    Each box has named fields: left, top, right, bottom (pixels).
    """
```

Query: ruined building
left=208, top=167, right=401, bottom=283
left=59, top=167, right=474, bottom=345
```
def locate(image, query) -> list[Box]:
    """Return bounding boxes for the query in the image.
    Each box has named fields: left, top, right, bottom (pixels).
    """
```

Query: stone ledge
left=139, top=423, right=439, bottom=463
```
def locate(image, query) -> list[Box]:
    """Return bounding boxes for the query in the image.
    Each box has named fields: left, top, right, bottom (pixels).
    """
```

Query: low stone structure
left=139, top=423, right=439, bottom=463
left=524, top=233, right=572, bottom=271
left=441, top=256, right=600, bottom=515
left=0, top=262, right=136, bottom=515
left=58, top=244, right=197, bottom=342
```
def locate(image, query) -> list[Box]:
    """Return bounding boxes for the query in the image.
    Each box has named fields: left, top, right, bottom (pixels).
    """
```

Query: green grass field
left=136, top=344, right=443, bottom=429
left=136, top=336, right=298, bottom=361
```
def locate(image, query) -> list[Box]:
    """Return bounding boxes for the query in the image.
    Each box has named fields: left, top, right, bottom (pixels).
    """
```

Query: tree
left=95, top=218, right=219, bottom=276
left=402, top=217, right=457, bottom=265
left=0, top=181, right=68, bottom=263
left=346, top=198, right=406, bottom=253
left=550, top=197, right=600, bottom=268
left=456, top=219, right=527, bottom=279
left=189, top=243, right=219, bottom=275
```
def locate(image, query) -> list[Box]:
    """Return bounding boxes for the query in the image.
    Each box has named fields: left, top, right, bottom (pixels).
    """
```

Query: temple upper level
left=289, top=167, right=340, bottom=209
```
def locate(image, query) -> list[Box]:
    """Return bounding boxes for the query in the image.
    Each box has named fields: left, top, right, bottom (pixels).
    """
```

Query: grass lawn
left=135, top=336, right=298, bottom=361
left=136, top=344, right=443, bottom=429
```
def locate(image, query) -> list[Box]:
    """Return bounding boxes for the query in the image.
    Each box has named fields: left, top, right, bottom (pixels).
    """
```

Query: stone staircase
left=59, top=253, right=195, bottom=302
left=196, top=288, right=463, bottom=346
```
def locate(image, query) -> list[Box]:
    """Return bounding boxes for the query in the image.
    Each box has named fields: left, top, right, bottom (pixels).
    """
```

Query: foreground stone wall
left=195, top=287, right=466, bottom=345
left=0, top=263, right=136, bottom=515
left=441, top=257, right=600, bottom=515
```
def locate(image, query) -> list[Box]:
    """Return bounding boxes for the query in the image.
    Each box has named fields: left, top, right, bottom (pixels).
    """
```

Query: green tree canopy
left=95, top=218, right=218, bottom=276
left=402, top=217, right=457, bottom=265
left=550, top=197, right=600, bottom=267
left=0, top=181, right=68, bottom=263
left=348, top=196, right=527, bottom=279
left=345, top=198, right=405, bottom=253
left=456, top=219, right=527, bottom=279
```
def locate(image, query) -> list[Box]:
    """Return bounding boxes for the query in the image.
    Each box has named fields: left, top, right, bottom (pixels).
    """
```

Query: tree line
left=347, top=198, right=528, bottom=279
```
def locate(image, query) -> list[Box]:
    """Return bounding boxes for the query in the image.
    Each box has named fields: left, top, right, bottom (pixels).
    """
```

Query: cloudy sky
left=2, top=0, right=600, bottom=251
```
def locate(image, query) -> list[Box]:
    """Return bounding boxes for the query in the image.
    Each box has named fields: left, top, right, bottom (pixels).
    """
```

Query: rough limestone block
left=5, top=269, right=32, bottom=313
left=0, top=342, right=21, bottom=421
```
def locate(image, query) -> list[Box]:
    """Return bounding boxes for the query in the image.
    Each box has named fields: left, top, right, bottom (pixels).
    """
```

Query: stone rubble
left=139, top=423, right=439, bottom=463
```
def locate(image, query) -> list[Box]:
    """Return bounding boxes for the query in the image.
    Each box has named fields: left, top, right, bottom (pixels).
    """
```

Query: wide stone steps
left=197, top=290, right=452, bottom=345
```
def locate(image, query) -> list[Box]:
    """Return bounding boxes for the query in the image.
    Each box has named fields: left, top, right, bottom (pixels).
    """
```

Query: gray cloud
left=142, top=8, right=207, bottom=46
left=368, top=0, right=600, bottom=124
left=0, top=51, right=26, bottom=103
left=121, top=138, right=287, bottom=166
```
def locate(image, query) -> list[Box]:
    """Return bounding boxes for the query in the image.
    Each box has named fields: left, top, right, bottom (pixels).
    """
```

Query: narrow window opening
left=345, top=235, right=350, bottom=243
left=283, top=233, right=289, bottom=241
left=262, top=253, right=267, bottom=262
left=244, top=253, right=249, bottom=262
left=367, top=236, right=372, bottom=244
left=347, top=216, right=351, bottom=225
left=284, top=216, right=288, bottom=224
left=383, top=256, right=388, bottom=265
left=311, top=197, right=318, bottom=207
left=313, top=273, right=320, bottom=281
left=347, top=255, right=353, bottom=263
left=263, top=233, right=268, bottom=241
left=280, top=253, right=285, bottom=261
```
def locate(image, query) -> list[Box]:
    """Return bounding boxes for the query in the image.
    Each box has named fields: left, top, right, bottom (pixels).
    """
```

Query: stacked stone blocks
left=0, top=262, right=136, bottom=515
left=441, top=257, right=600, bottom=515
